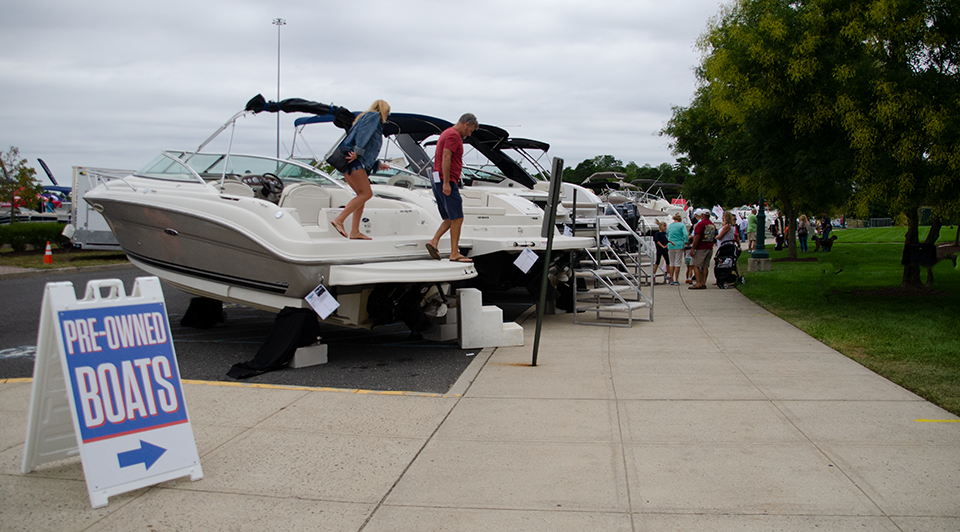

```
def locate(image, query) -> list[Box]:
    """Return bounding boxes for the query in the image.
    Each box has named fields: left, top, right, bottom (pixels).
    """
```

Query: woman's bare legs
left=333, top=169, right=374, bottom=239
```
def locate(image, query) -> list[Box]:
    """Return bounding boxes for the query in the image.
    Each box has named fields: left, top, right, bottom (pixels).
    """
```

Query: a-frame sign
left=22, top=277, right=202, bottom=508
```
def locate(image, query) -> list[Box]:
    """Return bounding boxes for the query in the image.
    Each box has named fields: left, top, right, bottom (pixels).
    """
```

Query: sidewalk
left=2, top=280, right=958, bottom=531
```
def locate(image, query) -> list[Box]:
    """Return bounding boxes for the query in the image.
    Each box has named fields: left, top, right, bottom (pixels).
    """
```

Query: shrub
left=0, top=222, right=70, bottom=251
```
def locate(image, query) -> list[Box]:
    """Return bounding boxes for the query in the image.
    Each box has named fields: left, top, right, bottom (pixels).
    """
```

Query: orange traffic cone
left=43, top=241, right=53, bottom=264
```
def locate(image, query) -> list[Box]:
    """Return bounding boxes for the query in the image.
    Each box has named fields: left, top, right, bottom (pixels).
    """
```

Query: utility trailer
left=64, top=166, right=132, bottom=250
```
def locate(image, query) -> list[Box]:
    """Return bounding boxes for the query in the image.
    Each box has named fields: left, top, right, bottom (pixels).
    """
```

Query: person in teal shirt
left=746, top=208, right=758, bottom=251
left=666, top=212, right=689, bottom=286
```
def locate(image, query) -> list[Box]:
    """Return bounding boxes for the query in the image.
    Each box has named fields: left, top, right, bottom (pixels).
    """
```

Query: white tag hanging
left=305, top=283, right=340, bottom=320
left=513, top=247, right=539, bottom=274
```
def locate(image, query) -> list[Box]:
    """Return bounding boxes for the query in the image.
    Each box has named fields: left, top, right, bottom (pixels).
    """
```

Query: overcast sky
left=1, top=0, right=723, bottom=185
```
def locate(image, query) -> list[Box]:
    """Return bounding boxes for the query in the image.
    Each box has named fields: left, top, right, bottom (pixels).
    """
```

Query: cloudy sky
left=1, top=0, right=723, bottom=185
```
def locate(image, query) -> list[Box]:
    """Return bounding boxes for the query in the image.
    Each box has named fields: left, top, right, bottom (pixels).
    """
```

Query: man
left=688, top=209, right=717, bottom=289
left=425, top=113, right=478, bottom=262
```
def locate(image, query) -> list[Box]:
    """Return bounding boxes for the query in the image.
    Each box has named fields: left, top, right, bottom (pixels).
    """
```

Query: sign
left=22, top=277, right=202, bottom=508
left=305, top=283, right=339, bottom=319
left=513, top=247, right=539, bottom=274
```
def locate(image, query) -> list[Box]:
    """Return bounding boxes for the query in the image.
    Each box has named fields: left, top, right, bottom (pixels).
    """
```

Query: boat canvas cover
left=284, top=99, right=539, bottom=189
left=245, top=94, right=356, bottom=130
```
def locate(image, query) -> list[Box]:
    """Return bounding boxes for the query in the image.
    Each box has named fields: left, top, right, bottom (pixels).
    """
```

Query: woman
left=797, top=214, right=811, bottom=252
left=665, top=212, right=688, bottom=286
left=653, top=221, right=670, bottom=283
left=717, top=210, right=739, bottom=248
left=331, top=100, right=390, bottom=240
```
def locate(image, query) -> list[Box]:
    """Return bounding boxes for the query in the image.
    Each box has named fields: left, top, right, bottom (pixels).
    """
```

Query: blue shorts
left=346, top=160, right=365, bottom=174
left=432, top=180, right=463, bottom=220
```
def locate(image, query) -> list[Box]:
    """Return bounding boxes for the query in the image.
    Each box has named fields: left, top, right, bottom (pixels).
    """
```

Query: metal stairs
left=572, top=206, right=655, bottom=327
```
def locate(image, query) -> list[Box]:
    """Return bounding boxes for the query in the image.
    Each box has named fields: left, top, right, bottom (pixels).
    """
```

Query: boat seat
left=462, top=206, right=507, bottom=216
left=279, top=183, right=332, bottom=225
left=218, top=181, right=256, bottom=197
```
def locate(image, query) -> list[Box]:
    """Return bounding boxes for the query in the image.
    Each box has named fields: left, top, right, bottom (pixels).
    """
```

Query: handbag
left=325, top=145, right=351, bottom=173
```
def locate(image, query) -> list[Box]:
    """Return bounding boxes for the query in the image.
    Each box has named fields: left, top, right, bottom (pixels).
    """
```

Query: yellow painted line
left=915, top=419, right=960, bottom=423
left=0, top=377, right=458, bottom=397
left=180, top=379, right=457, bottom=398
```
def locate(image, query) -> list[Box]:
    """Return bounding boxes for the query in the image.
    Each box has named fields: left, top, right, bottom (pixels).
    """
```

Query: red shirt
left=434, top=127, right=464, bottom=183
left=693, top=219, right=717, bottom=250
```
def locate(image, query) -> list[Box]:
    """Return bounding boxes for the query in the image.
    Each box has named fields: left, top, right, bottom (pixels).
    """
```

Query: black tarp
left=227, top=307, right=321, bottom=379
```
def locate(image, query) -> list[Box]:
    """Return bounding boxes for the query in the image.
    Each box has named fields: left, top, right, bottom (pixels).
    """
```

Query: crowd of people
left=652, top=207, right=838, bottom=289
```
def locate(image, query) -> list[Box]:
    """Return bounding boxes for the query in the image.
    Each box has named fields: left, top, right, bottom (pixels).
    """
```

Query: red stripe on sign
left=82, top=418, right=189, bottom=443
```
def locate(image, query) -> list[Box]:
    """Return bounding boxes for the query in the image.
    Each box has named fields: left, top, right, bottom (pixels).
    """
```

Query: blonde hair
left=672, top=212, right=683, bottom=222
left=799, top=214, right=809, bottom=223
left=723, top=211, right=736, bottom=226
left=358, top=99, right=391, bottom=123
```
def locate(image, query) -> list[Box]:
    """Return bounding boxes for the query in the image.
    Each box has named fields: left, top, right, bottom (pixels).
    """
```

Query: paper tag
left=562, top=224, right=573, bottom=237
left=513, top=247, right=539, bottom=274
left=432, top=171, right=441, bottom=183
left=305, top=283, right=340, bottom=319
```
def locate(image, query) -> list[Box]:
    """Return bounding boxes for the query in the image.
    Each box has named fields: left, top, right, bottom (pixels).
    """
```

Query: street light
left=272, top=18, right=286, bottom=159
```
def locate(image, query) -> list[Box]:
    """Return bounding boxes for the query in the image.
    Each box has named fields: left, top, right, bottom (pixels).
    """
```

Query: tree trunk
left=901, top=207, right=922, bottom=287
left=923, top=216, right=943, bottom=288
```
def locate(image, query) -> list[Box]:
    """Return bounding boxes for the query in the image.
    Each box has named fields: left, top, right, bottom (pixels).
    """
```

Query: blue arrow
left=118, top=440, right=167, bottom=470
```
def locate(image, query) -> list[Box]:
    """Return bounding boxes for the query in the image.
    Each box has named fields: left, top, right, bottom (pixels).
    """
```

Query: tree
left=665, top=0, right=861, bottom=258
left=831, top=0, right=960, bottom=286
left=0, top=147, right=42, bottom=223
left=562, top=155, right=624, bottom=184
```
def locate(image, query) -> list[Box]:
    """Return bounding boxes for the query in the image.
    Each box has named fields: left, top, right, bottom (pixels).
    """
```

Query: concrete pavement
left=2, top=278, right=958, bottom=531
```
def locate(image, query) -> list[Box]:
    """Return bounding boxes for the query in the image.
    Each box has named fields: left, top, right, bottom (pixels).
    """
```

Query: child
left=684, top=236, right=694, bottom=284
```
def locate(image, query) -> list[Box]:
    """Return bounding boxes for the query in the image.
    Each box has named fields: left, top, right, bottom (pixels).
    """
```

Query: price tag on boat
left=306, top=283, right=340, bottom=320
left=513, top=247, right=539, bottom=274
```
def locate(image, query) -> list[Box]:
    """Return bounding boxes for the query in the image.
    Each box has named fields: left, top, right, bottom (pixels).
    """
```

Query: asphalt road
left=0, top=265, right=534, bottom=393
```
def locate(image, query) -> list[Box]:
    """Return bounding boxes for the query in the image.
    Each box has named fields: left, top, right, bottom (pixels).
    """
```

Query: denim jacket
left=341, top=111, right=384, bottom=174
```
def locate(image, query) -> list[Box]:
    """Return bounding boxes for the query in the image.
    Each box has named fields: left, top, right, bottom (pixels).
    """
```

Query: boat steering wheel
left=260, top=173, right=284, bottom=196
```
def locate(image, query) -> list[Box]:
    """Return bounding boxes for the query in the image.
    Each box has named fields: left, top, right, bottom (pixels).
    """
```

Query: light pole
left=272, top=18, right=286, bottom=159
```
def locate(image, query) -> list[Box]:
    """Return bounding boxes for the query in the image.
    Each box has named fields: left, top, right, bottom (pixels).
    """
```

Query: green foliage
left=562, top=155, right=624, bottom=184
left=0, top=222, right=69, bottom=252
left=664, top=0, right=960, bottom=277
left=738, top=238, right=960, bottom=415
left=0, top=146, right=44, bottom=219
left=665, top=0, right=859, bottom=247
left=830, top=0, right=960, bottom=284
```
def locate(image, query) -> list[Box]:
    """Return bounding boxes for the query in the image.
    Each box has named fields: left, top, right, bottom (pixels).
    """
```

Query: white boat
left=84, top=98, right=481, bottom=330
left=289, top=108, right=596, bottom=291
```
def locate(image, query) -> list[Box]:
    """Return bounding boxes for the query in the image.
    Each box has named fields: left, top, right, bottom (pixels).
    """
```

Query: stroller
left=713, top=243, right=744, bottom=289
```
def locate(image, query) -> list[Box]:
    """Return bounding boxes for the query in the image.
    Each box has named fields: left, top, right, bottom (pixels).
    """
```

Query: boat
left=288, top=106, right=596, bottom=291
left=83, top=97, right=479, bottom=331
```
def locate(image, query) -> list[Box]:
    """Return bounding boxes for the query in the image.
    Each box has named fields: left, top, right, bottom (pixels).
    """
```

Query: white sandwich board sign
left=21, top=277, right=202, bottom=508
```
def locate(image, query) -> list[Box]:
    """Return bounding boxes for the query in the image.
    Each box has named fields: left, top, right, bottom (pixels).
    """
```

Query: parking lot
left=0, top=265, right=534, bottom=393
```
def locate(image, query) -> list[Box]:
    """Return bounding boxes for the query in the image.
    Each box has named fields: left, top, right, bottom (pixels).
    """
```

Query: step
left=578, top=285, right=637, bottom=295
left=574, top=269, right=621, bottom=278
left=577, top=301, right=650, bottom=312
left=599, top=230, right=635, bottom=238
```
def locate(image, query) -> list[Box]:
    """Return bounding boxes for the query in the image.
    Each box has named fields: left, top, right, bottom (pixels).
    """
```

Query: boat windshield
left=136, top=153, right=205, bottom=183
left=461, top=166, right=507, bottom=185
left=136, top=152, right=341, bottom=187
left=369, top=166, right=431, bottom=188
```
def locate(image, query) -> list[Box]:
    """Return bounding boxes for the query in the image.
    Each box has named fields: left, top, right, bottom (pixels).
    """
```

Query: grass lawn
left=0, top=245, right=129, bottom=269
left=739, top=228, right=960, bottom=416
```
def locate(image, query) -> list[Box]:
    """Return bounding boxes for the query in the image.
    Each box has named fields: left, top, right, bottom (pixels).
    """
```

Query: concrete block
left=423, top=323, right=458, bottom=342
left=748, top=258, right=772, bottom=271
left=457, top=288, right=524, bottom=349
left=287, top=342, right=328, bottom=368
